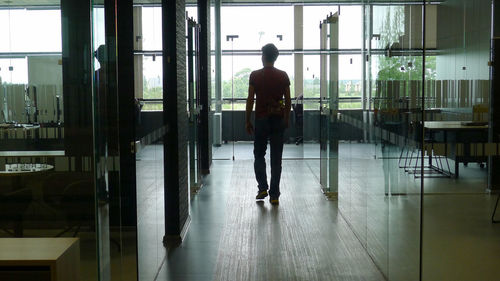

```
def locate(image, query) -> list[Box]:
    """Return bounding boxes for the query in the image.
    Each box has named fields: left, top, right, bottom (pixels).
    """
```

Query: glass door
left=365, top=3, right=421, bottom=280
left=319, top=13, right=339, bottom=199
left=187, top=17, right=202, bottom=193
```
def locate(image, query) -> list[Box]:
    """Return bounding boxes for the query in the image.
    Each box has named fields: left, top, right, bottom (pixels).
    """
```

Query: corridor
left=156, top=160, right=385, bottom=281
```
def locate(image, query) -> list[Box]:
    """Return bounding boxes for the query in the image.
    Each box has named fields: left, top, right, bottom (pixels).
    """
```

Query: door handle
left=131, top=141, right=141, bottom=154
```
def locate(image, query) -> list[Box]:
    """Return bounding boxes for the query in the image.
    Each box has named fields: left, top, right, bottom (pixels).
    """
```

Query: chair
left=492, top=193, right=500, bottom=224
left=56, top=178, right=95, bottom=237
left=473, top=104, right=488, bottom=122
left=0, top=185, right=33, bottom=237
left=405, top=121, right=451, bottom=178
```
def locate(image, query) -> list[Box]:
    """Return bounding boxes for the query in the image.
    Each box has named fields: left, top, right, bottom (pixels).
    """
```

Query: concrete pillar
left=162, top=0, right=190, bottom=242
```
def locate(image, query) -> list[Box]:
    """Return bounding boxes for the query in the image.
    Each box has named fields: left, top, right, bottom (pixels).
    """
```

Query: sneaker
left=256, top=190, right=268, bottom=200
left=270, top=197, right=279, bottom=205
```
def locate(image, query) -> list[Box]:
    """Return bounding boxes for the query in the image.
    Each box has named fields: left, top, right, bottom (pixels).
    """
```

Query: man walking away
left=245, top=43, right=291, bottom=205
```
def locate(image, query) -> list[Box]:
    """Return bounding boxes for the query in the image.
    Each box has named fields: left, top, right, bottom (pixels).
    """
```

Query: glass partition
left=422, top=1, right=499, bottom=280
left=133, top=4, right=166, bottom=280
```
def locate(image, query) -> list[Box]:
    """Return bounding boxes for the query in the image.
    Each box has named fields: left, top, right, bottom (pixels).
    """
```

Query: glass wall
left=333, top=1, right=500, bottom=280
left=133, top=3, right=166, bottom=281
left=215, top=5, right=295, bottom=160
left=422, top=0, right=499, bottom=280
left=214, top=5, right=364, bottom=161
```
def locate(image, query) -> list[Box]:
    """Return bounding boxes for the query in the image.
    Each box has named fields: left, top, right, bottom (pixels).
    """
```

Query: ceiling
left=0, top=0, right=441, bottom=8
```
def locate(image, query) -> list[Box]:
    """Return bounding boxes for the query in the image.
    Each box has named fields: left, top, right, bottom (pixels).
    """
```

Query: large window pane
left=303, top=5, right=362, bottom=50
left=142, top=55, right=163, bottom=111
left=221, top=6, right=293, bottom=50
left=0, top=9, right=61, bottom=53
left=221, top=54, right=293, bottom=110
left=142, top=7, right=162, bottom=51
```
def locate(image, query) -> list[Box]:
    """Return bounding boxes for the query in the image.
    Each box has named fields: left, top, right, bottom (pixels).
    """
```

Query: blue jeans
left=254, top=116, right=285, bottom=198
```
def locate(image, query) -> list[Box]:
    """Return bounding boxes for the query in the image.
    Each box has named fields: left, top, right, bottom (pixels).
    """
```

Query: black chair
left=0, top=186, right=33, bottom=237
left=56, top=179, right=95, bottom=237
left=405, top=121, right=451, bottom=178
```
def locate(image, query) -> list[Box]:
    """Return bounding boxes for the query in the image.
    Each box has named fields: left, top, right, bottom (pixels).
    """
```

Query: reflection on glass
left=0, top=2, right=104, bottom=281
left=133, top=3, right=166, bottom=280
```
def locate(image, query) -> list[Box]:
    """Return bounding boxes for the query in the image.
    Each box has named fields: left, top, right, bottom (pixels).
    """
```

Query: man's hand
left=245, top=121, right=253, bottom=135
left=246, top=121, right=254, bottom=135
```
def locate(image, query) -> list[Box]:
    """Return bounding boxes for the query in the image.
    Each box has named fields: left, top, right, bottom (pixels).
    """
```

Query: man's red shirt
left=249, top=66, right=290, bottom=119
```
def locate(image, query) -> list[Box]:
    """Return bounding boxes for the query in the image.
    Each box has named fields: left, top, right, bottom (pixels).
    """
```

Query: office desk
left=0, top=238, right=80, bottom=281
left=424, top=121, right=488, bottom=178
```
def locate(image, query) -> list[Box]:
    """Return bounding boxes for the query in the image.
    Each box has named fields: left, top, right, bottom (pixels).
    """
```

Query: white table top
left=424, top=121, right=488, bottom=130
left=0, top=163, right=54, bottom=176
left=0, top=150, right=65, bottom=157
left=0, top=123, right=40, bottom=130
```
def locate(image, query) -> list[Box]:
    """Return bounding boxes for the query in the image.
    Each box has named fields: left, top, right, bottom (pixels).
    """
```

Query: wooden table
left=0, top=238, right=80, bottom=281
left=424, top=121, right=488, bottom=178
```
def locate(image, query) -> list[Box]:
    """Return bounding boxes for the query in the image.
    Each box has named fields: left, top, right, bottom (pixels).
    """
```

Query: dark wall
left=138, top=111, right=163, bottom=139
left=221, top=110, right=364, bottom=142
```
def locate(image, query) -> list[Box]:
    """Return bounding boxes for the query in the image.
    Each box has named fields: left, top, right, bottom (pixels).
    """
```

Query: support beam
left=199, top=0, right=212, bottom=174
left=133, top=7, right=143, bottom=99
left=215, top=0, right=222, bottom=113
left=489, top=0, right=500, bottom=191
left=214, top=0, right=222, bottom=148
left=61, top=0, right=93, bottom=159
left=117, top=0, right=138, bottom=227
left=294, top=5, right=303, bottom=99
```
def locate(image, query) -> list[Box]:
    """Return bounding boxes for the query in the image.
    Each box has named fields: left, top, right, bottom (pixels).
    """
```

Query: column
left=294, top=5, right=303, bottom=99
left=214, top=0, right=223, bottom=147
left=162, top=0, right=190, bottom=241
left=199, top=0, right=212, bottom=174
left=489, top=0, right=500, bottom=191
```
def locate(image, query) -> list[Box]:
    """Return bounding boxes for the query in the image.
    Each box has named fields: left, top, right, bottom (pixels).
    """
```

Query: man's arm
left=283, top=86, right=291, bottom=128
left=245, top=85, right=255, bottom=134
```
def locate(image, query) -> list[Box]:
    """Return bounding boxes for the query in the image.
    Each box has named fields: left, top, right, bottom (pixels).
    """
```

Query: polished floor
left=3, top=142, right=498, bottom=281
left=152, top=143, right=500, bottom=281
left=156, top=159, right=385, bottom=281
